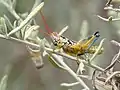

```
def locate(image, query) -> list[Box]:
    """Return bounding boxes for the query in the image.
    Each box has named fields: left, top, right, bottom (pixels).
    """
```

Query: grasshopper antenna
left=39, top=29, right=50, bottom=37
left=40, top=10, right=52, bottom=34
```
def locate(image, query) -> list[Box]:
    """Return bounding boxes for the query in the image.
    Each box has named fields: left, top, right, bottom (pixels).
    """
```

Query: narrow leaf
left=48, top=55, right=65, bottom=70
left=0, top=75, right=8, bottom=90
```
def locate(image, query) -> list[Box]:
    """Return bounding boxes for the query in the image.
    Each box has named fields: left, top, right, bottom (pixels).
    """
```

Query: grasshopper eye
left=54, top=43, right=57, bottom=46
left=52, top=39, right=58, bottom=46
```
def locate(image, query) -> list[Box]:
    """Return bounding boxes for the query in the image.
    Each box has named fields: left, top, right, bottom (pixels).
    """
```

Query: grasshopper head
left=50, top=32, right=72, bottom=48
left=50, top=32, right=65, bottom=48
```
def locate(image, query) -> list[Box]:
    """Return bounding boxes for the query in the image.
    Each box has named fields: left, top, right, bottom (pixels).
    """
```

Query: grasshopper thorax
left=50, top=32, right=75, bottom=48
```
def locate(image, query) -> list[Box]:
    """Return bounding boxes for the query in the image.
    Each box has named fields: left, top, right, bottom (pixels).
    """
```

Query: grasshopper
left=40, top=10, right=103, bottom=59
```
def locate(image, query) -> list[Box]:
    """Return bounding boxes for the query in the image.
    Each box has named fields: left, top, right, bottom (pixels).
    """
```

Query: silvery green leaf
left=5, top=0, right=12, bottom=5
left=36, top=38, right=49, bottom=50
left=13, top=20, right=23, bottom=38
left=13, top=20, right=20, bottom=38
left=1, top=0, right=12, bottom=9
left=76, top=61, right=85, bottom=74
left=61, top=82, right=80, bottom=87
left=36, top=37, right=42, bottom=43
left=18, top=12, right=28, bottom=19
left=13, top=20, right=18, bottom=28
left=36, top=37, right=43, bottom=48
left=1, top=0, right=12, bottom=6
left=0, top=25, right=3, bottom=33
left=0, top=75, right=8, bottom=90
left=47, top=54, right=65, bottom=70
left=79, top=20, right=88, bottom=39
left=42, top=38, right=51, bottom=48
left=0, top=17, right=7, bottom=35
left=43, top=50, right=48, bottom=57
left=21, top=25, right=31, bottom=39
left=59, top=26, right=68, bottom=35
left=27, top=45, right=40, bottom=52
left=4, top=15, right=13, bottom=30
left=2, top=18, right=7, bottom=35
left=0, top=17, right=5, bottom=34
left=79, top=62, right=85, bottom=74
left=118, top=30, right=120, bottom=35
left=24, top=25, right=39, bottom=40
left=28, top=26, right=39, bottom=39
left=43, top=50, right=64, bottom=69
left=36, top=38, right=47, bottom=51
left=0, top=17, right=5, bottom=24
left=11, top=0, right=16, bottom=9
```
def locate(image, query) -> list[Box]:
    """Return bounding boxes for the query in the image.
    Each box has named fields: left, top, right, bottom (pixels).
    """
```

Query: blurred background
left=0, top=0, right=120, bottom=90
